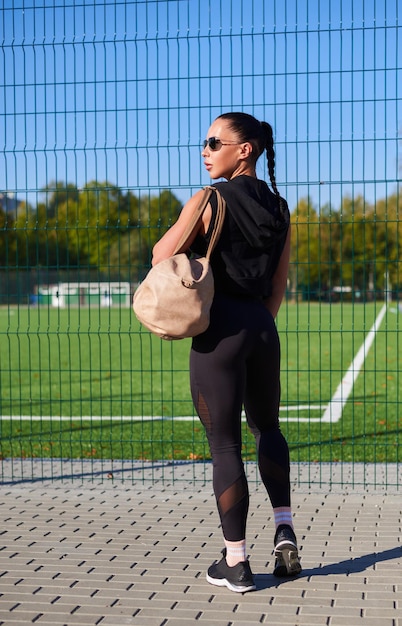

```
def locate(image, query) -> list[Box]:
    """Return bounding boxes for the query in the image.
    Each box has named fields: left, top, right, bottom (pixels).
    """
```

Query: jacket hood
left=213, top=177, right=290, bottom=250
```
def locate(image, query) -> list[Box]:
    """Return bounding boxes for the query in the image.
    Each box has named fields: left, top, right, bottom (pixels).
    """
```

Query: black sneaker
left=273, top=524, right=302, bottom=577
left=206, top=549, right=256, bottom=593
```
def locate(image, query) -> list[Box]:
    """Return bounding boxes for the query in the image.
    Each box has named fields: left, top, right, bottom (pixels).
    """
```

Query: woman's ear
left=239, top=142, right=253, bottom=160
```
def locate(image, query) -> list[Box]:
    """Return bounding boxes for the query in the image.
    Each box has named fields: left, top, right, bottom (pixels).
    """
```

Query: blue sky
left=1, top=0, right=400, bottom=212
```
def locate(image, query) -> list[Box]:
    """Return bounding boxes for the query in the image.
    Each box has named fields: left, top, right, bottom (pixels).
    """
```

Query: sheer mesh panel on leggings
left=217, top=475, right=248, bottom=518
left=197, top=391, right=212, bottom=434
left=217, top=475, right=249, bottom=540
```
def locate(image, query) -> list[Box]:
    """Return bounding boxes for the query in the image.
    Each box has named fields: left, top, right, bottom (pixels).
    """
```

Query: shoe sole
left=273, top=541, right=302, bottom=577
left=206, top=572, right=256, bottom=593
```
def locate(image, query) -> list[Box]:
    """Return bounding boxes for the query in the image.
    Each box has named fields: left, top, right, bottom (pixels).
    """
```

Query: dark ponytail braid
left=217, top=112, right=286, bottom=214
left=260, top=122, right=278, bottom=194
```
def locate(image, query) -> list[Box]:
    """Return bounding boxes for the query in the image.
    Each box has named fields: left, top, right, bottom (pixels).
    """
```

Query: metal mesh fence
left=0, top=0, right=400, bottom=487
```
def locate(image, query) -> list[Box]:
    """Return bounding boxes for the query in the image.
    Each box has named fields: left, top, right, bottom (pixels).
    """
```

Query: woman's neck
left=228, top=162, right=256, bottom=180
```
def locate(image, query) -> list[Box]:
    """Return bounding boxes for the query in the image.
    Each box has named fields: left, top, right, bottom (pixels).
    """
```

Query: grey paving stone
left=0, top=461, right=402, bottom=626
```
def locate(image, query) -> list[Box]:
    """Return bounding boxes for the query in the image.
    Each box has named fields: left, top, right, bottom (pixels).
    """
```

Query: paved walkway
left=0, top=461, right=401, bottom=625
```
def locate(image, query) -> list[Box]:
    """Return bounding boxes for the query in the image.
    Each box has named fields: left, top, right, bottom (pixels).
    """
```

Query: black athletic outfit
left=190, top=175, right=291, bottom=542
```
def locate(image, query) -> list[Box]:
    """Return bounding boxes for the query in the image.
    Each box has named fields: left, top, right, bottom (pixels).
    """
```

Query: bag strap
left=205, top=186, right=226, bottom=261
left=172, top=186, right=226, bottom=257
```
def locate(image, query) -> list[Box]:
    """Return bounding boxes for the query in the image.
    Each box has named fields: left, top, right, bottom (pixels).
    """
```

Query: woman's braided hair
left=217, top=112, right=285, bottom=213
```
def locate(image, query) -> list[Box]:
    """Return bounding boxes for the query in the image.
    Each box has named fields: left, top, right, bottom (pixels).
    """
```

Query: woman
left=152, top=112, right=301, bottom=593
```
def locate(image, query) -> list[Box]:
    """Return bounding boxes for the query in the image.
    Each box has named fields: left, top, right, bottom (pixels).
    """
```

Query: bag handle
left=172, top=186, right=226, bottom=258
left=205, top=186, right=226, bottom=260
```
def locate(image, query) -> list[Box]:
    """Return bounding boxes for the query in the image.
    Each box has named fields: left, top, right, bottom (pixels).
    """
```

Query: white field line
left=321, top=303, right=387, bottom=423
left=1, top=406, right=326, bottom=422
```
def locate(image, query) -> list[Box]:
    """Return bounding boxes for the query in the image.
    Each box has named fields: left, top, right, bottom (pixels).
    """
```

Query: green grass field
left=0, top=302, right=400, bottom=463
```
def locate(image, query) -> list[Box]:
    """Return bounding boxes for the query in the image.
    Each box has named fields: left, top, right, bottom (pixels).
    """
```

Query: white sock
left=224, top=539, right=247, bottom=566
left=273, top=507, right=294, bottom=530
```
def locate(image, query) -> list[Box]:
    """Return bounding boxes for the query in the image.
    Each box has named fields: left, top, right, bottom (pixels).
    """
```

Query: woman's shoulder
left=213, top=176, right=284, bottom=210
left=214, top=175, right=272, bottom=197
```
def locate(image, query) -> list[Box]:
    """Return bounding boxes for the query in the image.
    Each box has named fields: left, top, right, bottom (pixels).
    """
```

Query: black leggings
left=190, top=293, right=291, bottom=542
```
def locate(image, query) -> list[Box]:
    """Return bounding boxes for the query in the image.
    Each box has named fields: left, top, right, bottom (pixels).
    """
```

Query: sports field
left=0, top=302, right=400, bottom=463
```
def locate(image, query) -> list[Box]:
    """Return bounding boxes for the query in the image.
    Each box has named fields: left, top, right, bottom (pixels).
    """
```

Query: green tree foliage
left=107, top=188, right=182, bottom=280
left=0, top=203, right=11, bottom=266
left=41, top=182, right=80, bottom=219
left=0, top=182, right=182, bottom=283
left=7, top=201, right=39, bottom=267
left=373, top=193, right=401, bottom=290
left=290, top=197, right=321, bottom=299
left=291, top=192, right=401, bottom=299
left=2, top=182, right=400, bottom=299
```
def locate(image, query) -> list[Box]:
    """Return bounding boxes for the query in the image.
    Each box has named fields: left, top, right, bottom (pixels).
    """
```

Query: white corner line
left=321, top=303, right=387, bottom=423
left=0, top=407, right=325, bottom=422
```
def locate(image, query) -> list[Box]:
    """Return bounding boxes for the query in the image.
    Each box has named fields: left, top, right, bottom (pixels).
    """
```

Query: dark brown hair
left=217, top=112, right=283, bottom=209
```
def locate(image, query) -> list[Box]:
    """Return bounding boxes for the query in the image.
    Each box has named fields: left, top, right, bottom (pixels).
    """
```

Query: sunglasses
left=202, top=137, right=240, bottom=151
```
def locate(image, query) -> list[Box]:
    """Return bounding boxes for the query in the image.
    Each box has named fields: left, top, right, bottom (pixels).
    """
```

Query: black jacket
left=191, top=175, right=290, bottom=300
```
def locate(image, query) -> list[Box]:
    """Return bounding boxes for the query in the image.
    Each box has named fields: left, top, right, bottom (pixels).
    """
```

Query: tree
left=140, top=189, right=182, bottom=257
left=336, top=195, right=375, bottom=292
left=11, top=201, right=45, bottom=268
left=0, top=204, right=14, bottom=266
left=290, top=197, right=320, bottom=299
left=41, top=182, right=80, bottom=219
left=373, top=192, right=401, bottom=292
left=110, top=189, right=182, bottom=280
